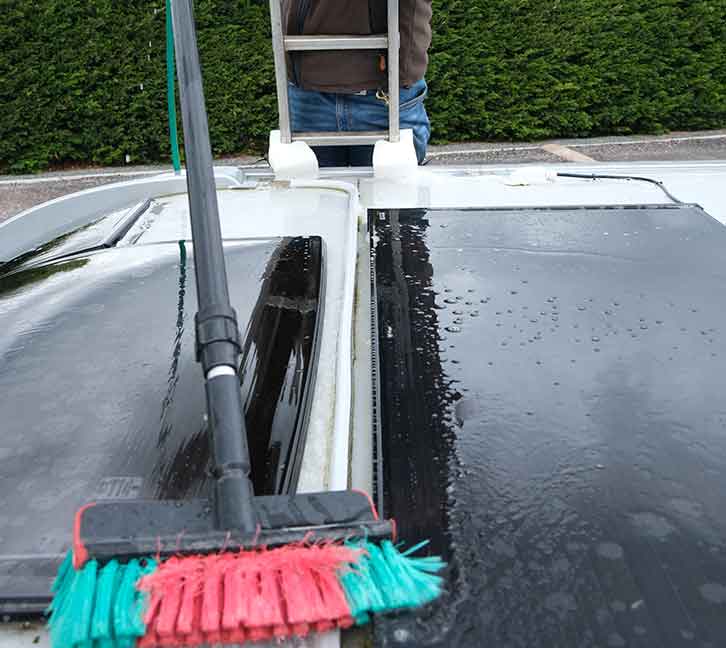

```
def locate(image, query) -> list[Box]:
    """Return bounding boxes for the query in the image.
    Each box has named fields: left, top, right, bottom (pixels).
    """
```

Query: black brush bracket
left=170, top=0, right=256, bottom=533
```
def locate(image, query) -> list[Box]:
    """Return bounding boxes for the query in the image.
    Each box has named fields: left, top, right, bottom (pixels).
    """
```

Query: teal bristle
left=47, top=552, right=156, bottom=648
left=340, top=539, right=445, bottom=621
left=90, top=560, right=118, bottom=644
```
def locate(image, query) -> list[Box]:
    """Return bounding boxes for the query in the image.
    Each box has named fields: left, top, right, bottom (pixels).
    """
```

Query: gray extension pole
left=170, top=0, right=257, bottom=532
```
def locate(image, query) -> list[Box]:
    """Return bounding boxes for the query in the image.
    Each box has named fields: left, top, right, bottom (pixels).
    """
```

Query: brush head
left=74, top=490, right=392, bottom=568
left=50, top=537, right=446, bottom=648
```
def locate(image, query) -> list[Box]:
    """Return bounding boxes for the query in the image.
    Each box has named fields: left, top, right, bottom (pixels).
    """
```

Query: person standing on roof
left=283, top=0, right=432, bottom=167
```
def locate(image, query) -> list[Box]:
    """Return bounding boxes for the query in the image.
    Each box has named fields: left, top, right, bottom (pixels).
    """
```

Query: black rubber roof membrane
left=372, top=206, right=726, bottom=647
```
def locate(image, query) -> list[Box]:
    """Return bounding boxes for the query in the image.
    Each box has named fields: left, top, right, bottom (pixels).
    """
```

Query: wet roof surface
left=0, top=236, right=322, bottom=614
left=373, top=205, right=726, bottom=647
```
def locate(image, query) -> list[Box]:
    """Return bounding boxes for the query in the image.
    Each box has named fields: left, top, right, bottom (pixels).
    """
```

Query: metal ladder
left=268, top=0, right=400, bottom=147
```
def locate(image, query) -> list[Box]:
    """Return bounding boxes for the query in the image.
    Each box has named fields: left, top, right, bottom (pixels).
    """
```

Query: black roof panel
left=373, top=205, right=726, bottom=647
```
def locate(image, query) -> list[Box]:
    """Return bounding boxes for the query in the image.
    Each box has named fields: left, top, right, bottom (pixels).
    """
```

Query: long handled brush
left=45, top=1, right=444, bottom=646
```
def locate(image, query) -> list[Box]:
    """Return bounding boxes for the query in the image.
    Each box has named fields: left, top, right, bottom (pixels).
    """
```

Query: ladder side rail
left=387, top=0, right=400, bottom=143
left=269, top=0, right=293, bottom=143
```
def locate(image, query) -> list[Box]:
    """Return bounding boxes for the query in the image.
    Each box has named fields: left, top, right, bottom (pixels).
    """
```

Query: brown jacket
left=283, top=0, right=432, bottom=92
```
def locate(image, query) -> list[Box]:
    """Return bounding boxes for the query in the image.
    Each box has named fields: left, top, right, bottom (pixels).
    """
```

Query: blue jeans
left=288, top=78, right=431, bottom=167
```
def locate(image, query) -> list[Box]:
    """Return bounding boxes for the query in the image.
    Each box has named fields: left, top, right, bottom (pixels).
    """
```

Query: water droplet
left=591, top=336, right=600, bottom=342
left=445, top=326, right=461, bottom=333
left=700, top=583, right=726, bottom=604
left=393, top=628, right=412, bottom=642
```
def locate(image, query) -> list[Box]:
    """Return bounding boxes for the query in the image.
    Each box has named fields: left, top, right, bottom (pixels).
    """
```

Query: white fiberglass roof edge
left=289, top=179, right=363, bottom=493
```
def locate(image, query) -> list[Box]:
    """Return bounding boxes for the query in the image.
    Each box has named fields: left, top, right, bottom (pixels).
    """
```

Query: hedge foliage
left=1, top=0, right=725, bottom=172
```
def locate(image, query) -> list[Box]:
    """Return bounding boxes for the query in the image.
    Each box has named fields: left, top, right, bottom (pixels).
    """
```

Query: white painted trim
left=290, top=179, right=361, bottom=491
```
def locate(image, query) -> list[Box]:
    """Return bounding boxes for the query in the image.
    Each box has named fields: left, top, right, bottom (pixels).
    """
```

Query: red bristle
left=203, top=629, right=224, bottom=646
left=246, top=567, right=285, bottom=628
left=72, top=503, right=95, bottom=569
left=351, top=489, right=380, bottom=520
left=316, top=568, right=352, bottom=620
left=175, top=576, right=198, bottom=636
left=221, top=556, right=244, bottom=631
left=142, top=586, right=163, bottom=626
left=136, top=543, right=363, bottom=646
left=247, top=625, right=274, bottom=642
left=290, top=622, right=311, bottom=637
left=235, top=568, right=256, bottom=628
left=337, top=615, right=355, bottom=630
left=155, top=578, right=182, bottom=637
left=185, top=591, right=206, bottom=647
left=221, top=627, right=246, bottom=644
left=138, top=622, right=159, bottom=648
left=279, top=568, right=315, bottom=625
left=200, top=559, right=222, bottom=635
left=272, top=623, right=292, bottom=638
left=315, top=619, right=336, bottom=633
left=155, top=635, right=181, bottom=648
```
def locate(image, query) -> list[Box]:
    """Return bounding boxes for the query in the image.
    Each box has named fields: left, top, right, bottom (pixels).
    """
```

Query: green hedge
left=1, top=0, right=724, bottom=173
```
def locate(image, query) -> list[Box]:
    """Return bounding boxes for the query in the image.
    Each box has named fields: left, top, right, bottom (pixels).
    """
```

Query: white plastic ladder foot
left=373, top=128, right=418, bottom=179
left=268, top=129, right=319, bottom=180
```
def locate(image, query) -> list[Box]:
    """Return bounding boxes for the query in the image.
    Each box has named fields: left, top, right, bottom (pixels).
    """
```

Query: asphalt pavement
left=1, top=129, right=725, bottom=224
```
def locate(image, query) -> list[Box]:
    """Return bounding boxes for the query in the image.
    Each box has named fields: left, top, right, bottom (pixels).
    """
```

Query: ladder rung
left=284, top=35, right=388, bottom=51
left=292, top=131, right=388, bottom=147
